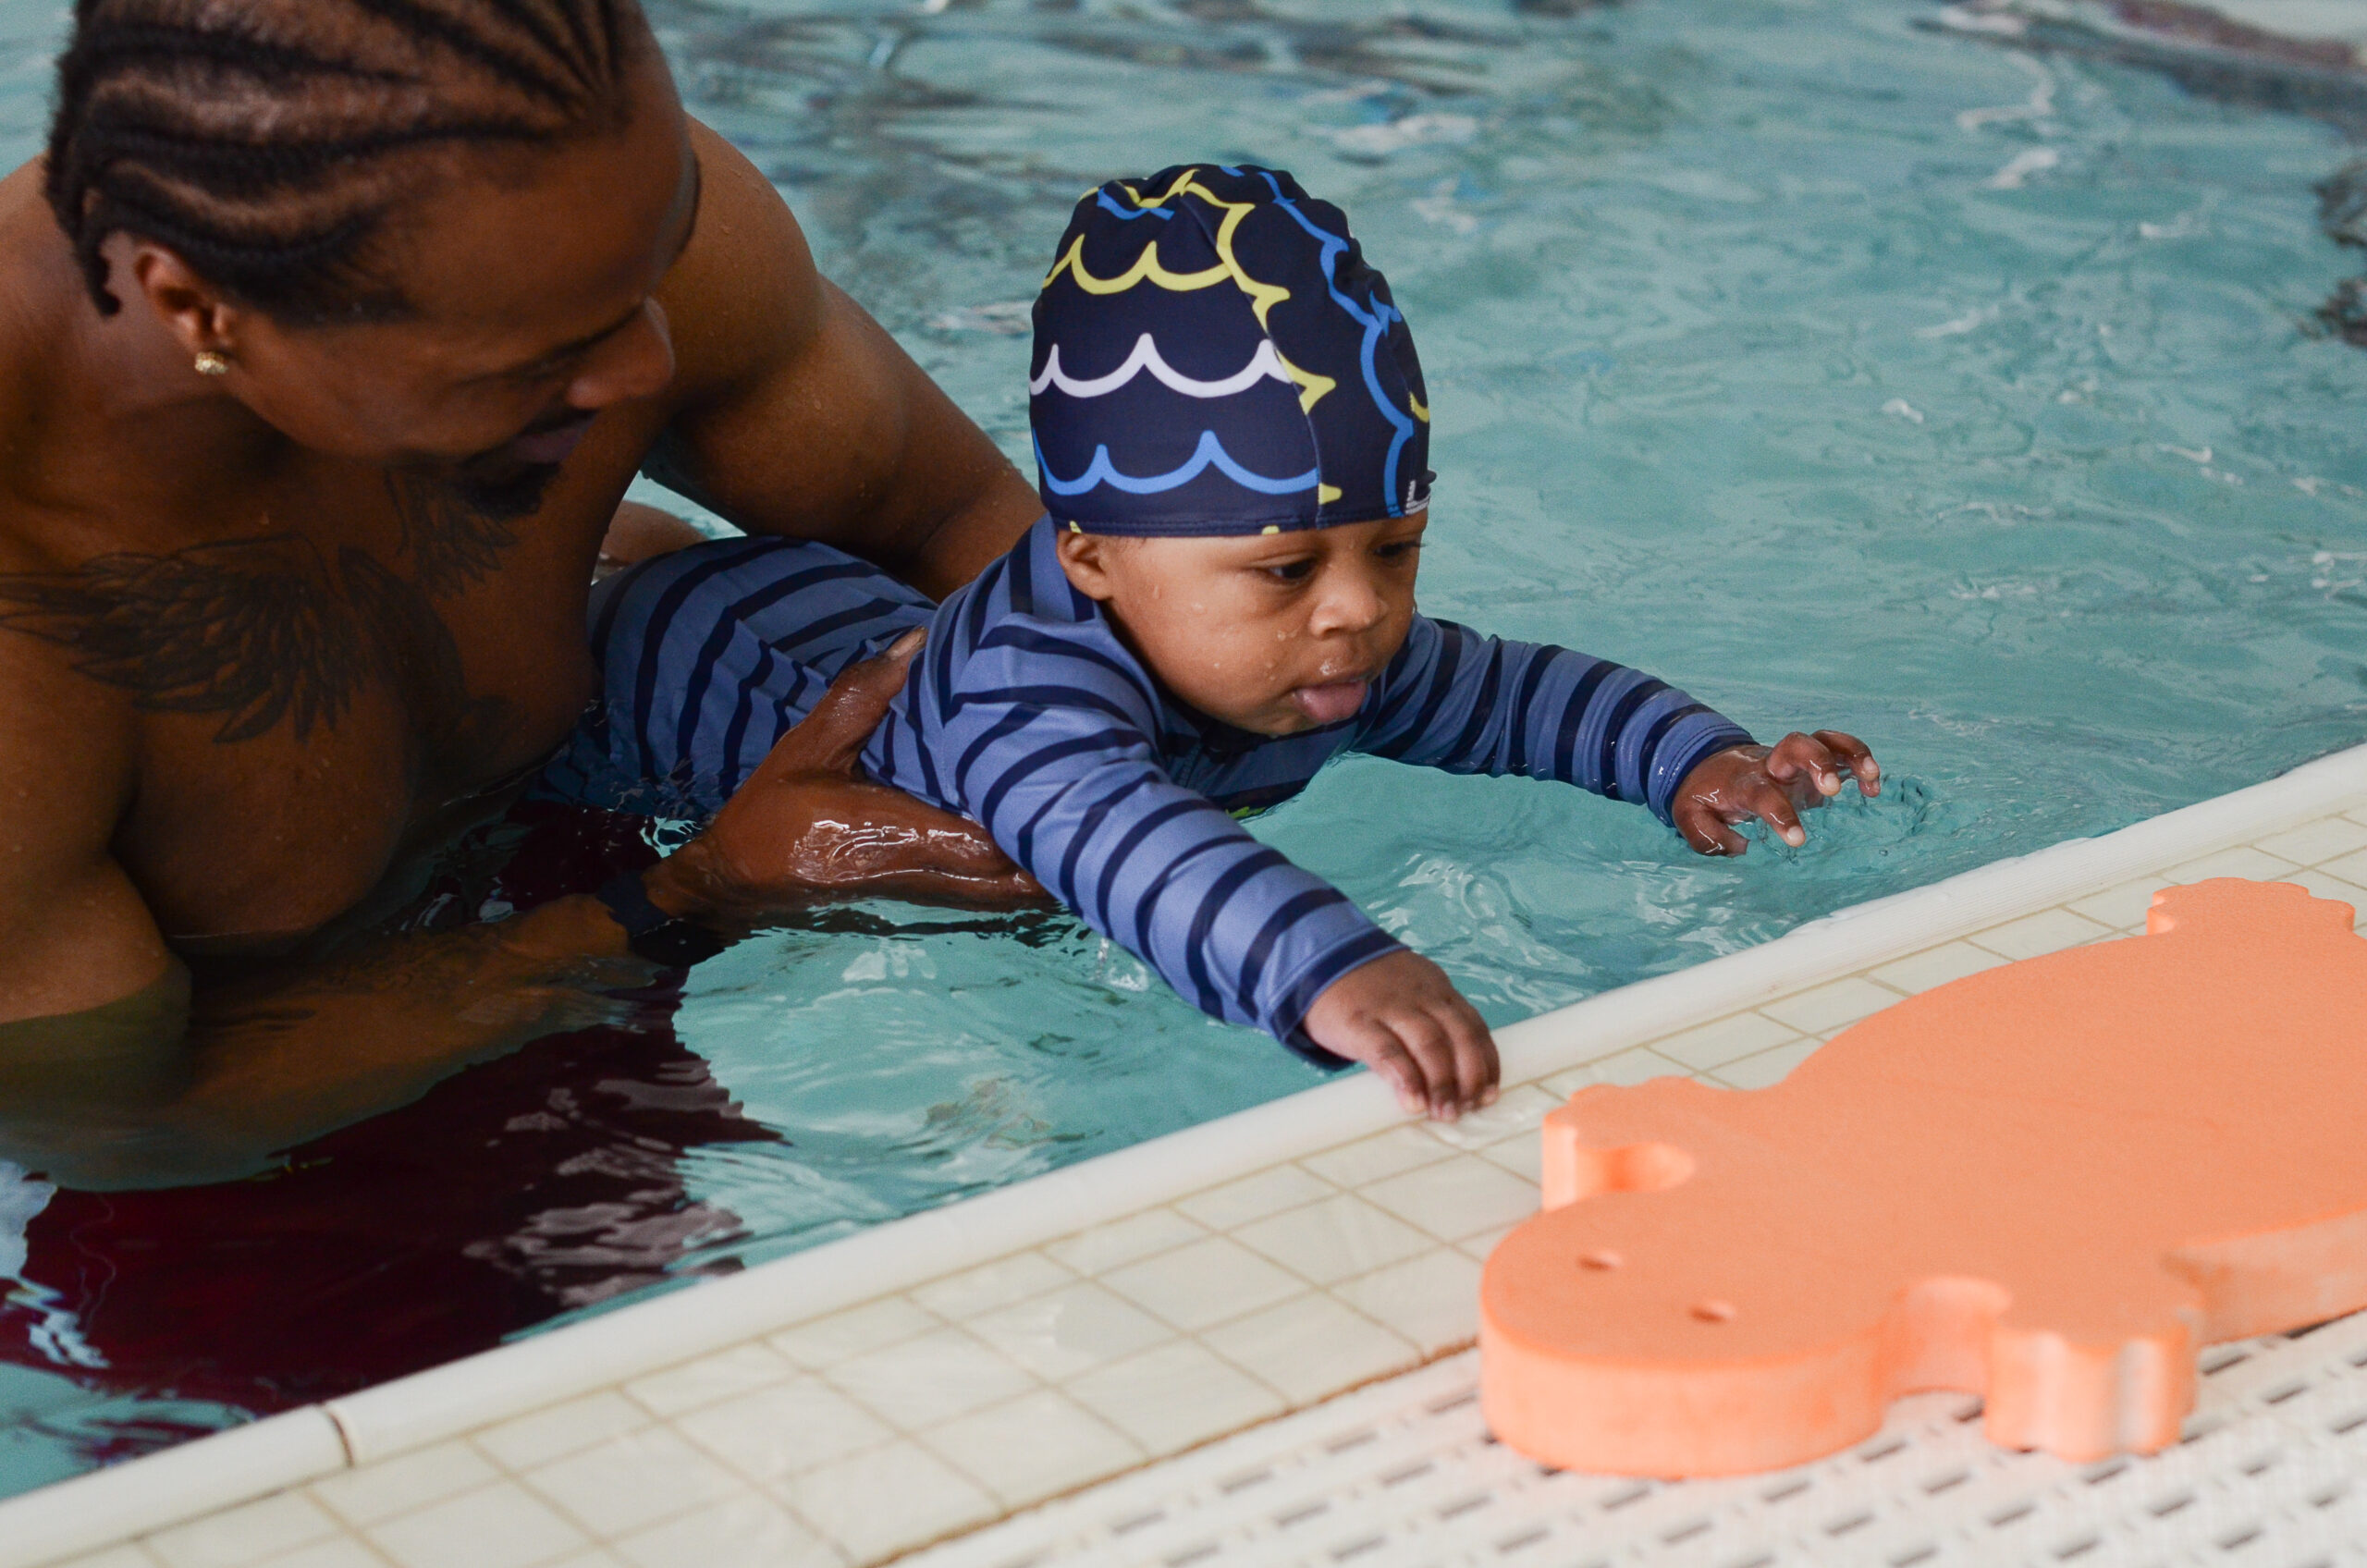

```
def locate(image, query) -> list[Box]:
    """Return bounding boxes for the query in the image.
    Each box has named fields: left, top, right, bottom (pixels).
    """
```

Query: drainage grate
left=908, top=1314, right=2367, bottom=1568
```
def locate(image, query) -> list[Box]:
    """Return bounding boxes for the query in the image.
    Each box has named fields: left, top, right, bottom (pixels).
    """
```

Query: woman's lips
left=1290, top=679, right=1369, bottom=724
left=509, top=413, right=596, bottom=466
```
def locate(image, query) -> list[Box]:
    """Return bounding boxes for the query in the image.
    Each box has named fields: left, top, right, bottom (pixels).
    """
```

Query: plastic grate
left=909, top=1315, right=2367, bottom=1568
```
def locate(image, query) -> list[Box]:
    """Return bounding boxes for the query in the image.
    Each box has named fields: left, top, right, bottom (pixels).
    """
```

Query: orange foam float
left=1479, top=877, right=2367, bottom=1476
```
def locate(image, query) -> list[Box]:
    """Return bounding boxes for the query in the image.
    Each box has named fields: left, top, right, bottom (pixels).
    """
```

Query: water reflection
left=0, top=807, right=773, bottom=1479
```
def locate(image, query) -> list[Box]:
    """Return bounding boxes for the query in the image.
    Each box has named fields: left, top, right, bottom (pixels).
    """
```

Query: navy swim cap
left=1029, top=165, right=1432, bottom=536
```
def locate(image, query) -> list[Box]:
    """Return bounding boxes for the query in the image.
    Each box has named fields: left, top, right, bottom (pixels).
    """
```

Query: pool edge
left=9, top=739, right=2367, bottom=1568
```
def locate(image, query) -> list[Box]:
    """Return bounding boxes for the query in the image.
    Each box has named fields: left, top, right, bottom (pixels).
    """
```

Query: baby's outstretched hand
left=1673, top=731, right=1882, bottom=856
left=1305, top=950, right=1500, bottom=1121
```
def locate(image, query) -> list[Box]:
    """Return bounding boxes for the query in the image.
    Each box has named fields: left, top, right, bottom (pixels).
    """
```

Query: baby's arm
left=934, top=648, right=1494, bottom=1115
left=1357, top=618, right=1878, bottom=851
left=1356, top=616, right=1750, bottom=819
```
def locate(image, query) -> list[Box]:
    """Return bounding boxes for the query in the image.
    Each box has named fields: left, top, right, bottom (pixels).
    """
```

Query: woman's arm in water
left=637, top=121, right=1044, bottom=602
left=0, top=635, right=1039, bottom=1192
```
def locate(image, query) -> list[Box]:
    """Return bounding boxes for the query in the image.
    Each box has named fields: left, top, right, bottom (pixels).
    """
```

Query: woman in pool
left=0, top=0, right=1865, bottom=1187
left=0, top=0, right=1045, bottom=1186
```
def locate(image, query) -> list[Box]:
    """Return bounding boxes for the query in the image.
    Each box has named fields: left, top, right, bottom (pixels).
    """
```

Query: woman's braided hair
left=46, top=0, right=642, bottom=323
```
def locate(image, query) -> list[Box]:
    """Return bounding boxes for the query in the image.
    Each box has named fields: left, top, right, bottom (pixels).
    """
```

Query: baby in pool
left=558, top=164, right=1880, bottom=1120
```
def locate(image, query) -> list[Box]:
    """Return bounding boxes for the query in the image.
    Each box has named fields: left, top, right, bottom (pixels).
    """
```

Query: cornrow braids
left=45, top=0, right=642, bottom=323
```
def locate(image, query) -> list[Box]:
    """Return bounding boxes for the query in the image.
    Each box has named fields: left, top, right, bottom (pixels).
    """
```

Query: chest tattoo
left=0, top=521, right=516, bottom=755
left=385, top=471, right=522, bottom=599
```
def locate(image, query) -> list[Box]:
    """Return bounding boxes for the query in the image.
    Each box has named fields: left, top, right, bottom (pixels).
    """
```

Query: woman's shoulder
left=0, top=165, right=81, bottom=463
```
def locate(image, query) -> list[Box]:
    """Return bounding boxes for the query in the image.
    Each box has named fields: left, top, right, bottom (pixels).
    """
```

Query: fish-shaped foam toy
left=1479, top=878, right=2367, bottom=1476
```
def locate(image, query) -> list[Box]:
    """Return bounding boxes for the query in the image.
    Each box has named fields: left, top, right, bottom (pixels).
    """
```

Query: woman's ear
left=122, top=239, right=241, bottom=363
left=1055, top=527, right=1123, bottom=602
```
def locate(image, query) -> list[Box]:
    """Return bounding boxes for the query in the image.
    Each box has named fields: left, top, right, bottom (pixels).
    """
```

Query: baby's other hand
left=1304, top=950, right=1499, bottom=1121
left=1673, top=731, right=1882, bottom=856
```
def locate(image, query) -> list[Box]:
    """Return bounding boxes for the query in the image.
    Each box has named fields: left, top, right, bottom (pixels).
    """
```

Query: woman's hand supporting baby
left=1305, top=949, right=1500, bottom=1121
left=1672, top=730, right=1883, bottom=857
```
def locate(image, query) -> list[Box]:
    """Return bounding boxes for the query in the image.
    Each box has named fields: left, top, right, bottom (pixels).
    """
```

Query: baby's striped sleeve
left=1355, top=616, right=1752, bottom=825
left=933, top=627, right=1396, bottom=1060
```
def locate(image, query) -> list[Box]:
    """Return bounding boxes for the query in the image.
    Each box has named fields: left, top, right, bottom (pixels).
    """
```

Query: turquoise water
left=644, top=0, right=2367, bottom=1268
left=8, top=0, right=2367, bottom=1499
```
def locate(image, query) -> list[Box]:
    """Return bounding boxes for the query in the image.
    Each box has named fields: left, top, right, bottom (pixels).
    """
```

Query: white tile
left=1713, top=1038, right=1824, bottom=1090
left=524, top=1426, right=748, bottom=1539
left=1757, top=977, right=1903, bottom=1035
left=2281, top=868, right=2367, bottom=922
left=2165, top=844, right=2301, bottom=884
left=612, top=1493, right=841, bottom=1568
left=772, top=1441, right=1000, bottom=1562
left=1480, top=1133, right=1543, bottom=1184
left=2067, top=877, right=2176, bottom=931
left=1066, top=1340, right=1287, bottom=1454
left=50, top=1550, right=160, bottom=1568
left=1174, top=1164, right=1335, bottom=1231
left=2253, top=816, right=2367, bottom=866
left=367, top=1482, right=591, bottom=1568
left=2310, top=846, right=2367, bottom=894
left=1097, top=1234, right=1307, bottom=1331
left=1361, top=1155, right=1539, bottom=1243
left=1199, top=1293, right=1419, bottom=1405
left=911, top=1251, right=1075, bottom=1319
left=251, top=1543, right=385, bottom=1568
left=922, top=1388, right=1144, bottom=1506
left=670, top=1374, right=894, bottom=1482
left=1418, top=1083, right=1563, bottom=1151
left=823, top=1325, right=1037, bottom=1430
left=1967, top=907, right=2116, bottom=962
left=472, top=1390, right=650, bottom=1473
left=1331, top=1247, right=1485, bottom=1355
left=1868, top=941, right=2009, bottom=994
left=1044, top=1208, right=1208, bottom=1276
left=1231, top=1192, right=1434, bottom=1287
left=147, top=1493, right=343, bottom=1568
left=624, top=1341, right=796, bottom=1419
left=1299, top=1125, right=1456, bottom=1188
left=767, top=1295, right=939, bottom=1371
left=1456, top=1223, right=1520, bottom=1262
left=1646, top=1011, right=1802, bottom=1071
left=963, top=1279, right=1174, bottom=1380
left=544, top=1554, right=629, bottom=1568
left=312, top=1440, right=501, bottom=1527
left=1540, top=1047, right=1690, bottom=1096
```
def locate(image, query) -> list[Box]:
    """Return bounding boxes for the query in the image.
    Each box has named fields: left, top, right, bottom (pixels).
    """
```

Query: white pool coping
left=10, top=740, right=2367, bottom=1568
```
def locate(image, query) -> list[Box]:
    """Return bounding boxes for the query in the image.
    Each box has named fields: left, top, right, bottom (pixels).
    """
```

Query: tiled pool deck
left=13, top=744, right=2367, bottom=1568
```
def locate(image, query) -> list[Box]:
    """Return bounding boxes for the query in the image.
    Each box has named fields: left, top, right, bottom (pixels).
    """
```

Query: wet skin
left=1056, top=516, right=1884, bottom=1121
left=0, top=35, right=1044, bottom=1185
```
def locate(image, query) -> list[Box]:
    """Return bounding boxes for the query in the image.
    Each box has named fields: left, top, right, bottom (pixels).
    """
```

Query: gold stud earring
left=193, top=349, right=230, bottom=377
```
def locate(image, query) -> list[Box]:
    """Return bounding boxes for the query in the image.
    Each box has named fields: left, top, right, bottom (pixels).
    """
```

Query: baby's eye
left=1378, top=540, right=1425, bottom=562
left=1261, top=557, right=1318, bottom=582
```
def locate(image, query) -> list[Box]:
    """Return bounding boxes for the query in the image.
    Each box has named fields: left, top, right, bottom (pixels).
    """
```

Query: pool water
left=8, top=0, right=2367, bottom=1501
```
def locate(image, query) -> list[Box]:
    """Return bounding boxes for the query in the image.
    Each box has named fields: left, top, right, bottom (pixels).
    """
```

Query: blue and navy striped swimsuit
left=542, top=519, right=1750, bottom=1055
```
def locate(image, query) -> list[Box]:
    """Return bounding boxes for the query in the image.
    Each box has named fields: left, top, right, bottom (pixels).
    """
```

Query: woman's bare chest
left=2, top=463, right=620, bottom=948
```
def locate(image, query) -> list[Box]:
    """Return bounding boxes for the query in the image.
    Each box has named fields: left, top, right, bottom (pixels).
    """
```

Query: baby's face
left=1055, top=511, right=1428, bottom=736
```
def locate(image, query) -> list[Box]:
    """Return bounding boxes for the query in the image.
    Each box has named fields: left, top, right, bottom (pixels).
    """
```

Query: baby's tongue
left=1293, top=680, right=1368, bottom=724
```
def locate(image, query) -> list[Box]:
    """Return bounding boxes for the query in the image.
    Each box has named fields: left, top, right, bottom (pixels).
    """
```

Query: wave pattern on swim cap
left=1029, top=165, right=1432, bottom=536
